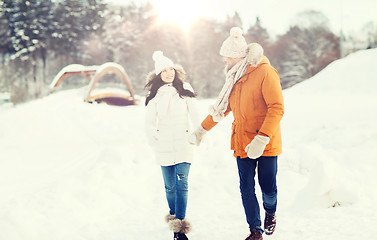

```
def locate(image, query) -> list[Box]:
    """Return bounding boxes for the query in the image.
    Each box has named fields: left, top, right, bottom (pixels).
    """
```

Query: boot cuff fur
left=165, top=214, right=175, bottom=223
left=169, top=219, right=192, bottom=234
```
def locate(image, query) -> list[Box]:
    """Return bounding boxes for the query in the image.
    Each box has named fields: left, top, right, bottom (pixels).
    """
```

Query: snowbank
left=281, top=48, right=377, bottom=212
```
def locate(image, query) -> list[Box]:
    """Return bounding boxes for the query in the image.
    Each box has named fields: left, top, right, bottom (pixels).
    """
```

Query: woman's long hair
left=145, top=69, right=196, bottom=106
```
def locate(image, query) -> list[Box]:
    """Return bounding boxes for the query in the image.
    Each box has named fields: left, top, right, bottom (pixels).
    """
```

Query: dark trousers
left=236, top=156, right=278, bottom=232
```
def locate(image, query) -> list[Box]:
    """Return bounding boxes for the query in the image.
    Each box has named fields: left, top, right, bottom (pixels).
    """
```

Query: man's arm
left=201, top=104, right=232, bottom=131
left=189, top=104, right=231, bottom=146
left=259, top=68, right=284, bottom=137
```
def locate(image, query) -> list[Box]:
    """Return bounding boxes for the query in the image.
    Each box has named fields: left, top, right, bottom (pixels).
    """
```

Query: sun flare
left=151, top=0, right=205, bottom=31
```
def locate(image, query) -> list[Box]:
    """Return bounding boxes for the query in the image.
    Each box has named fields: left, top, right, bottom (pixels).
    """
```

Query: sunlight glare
left=152, top=0, right=205, bottom=31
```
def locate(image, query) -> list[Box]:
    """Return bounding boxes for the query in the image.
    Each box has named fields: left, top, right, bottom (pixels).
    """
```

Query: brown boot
left=264, top=213, right=276, bottom=235
left=165, top=214, right=175, bottom=223
left=245, top=229, right=263, bottom=240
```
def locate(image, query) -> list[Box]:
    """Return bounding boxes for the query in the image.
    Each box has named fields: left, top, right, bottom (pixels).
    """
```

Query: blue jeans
left=161, top=163, right=191, bottom=220
left=236, top=156, right=278, bottom=233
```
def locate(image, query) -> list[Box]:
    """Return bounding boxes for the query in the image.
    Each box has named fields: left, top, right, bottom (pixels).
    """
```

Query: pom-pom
left=230, top=27, right=243, bottom=38
left=152, top=51, right=163, bottom=61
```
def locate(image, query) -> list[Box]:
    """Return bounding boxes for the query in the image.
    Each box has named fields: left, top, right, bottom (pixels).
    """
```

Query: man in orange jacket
left=189, top=27, right=284, bottom=240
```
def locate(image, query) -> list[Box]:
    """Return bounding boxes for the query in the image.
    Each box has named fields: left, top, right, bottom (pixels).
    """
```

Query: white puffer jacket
left=145, top=82, right=201, bottom=166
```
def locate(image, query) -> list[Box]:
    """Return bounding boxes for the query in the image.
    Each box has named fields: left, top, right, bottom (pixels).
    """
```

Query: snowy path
left=1, top=49, right=377, bottom=240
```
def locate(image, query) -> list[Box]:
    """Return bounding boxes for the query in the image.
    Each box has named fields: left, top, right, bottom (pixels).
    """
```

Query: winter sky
left=106, top=0, right=377, bottom=36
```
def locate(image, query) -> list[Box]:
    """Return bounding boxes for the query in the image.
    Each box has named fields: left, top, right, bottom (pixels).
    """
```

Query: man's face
left=222, top=56, right=244, bottom=71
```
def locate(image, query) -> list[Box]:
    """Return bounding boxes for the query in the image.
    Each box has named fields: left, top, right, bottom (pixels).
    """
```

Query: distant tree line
left=0, top=0, right=372, bottom=104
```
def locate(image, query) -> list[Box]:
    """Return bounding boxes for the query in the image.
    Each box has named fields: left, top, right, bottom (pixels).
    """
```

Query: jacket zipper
left=235, top=82, right=242, bottom=151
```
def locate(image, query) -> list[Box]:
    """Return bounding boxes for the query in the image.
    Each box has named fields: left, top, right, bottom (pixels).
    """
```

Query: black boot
left=245, top=229, right=263, bottom=240
left=174, top=232, right=188, bottom=240
left=264, top=213, right=276, bottom=235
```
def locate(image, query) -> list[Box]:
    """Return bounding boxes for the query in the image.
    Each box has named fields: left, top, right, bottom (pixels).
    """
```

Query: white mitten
left=245, top=135, right=270, bottom=159
left=188, top=126, right=207, bottom=146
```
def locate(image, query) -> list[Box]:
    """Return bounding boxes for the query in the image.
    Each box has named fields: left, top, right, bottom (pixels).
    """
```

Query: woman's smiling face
left=161, top=67, right=175, bottom=83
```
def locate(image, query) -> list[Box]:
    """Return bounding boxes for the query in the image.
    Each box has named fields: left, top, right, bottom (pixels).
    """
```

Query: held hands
left=245, top=135, right=270, bottom=159
left=189, top=126, right=207, bottom=146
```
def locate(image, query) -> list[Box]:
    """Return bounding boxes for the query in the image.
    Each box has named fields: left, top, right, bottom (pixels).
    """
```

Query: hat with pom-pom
left=219, top=27, right=248, bottom=58
left=152, top=51, right=175, bottom=75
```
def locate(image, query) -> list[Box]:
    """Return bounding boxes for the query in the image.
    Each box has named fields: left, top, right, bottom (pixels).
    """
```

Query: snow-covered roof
left=49, top=62, right=130, bottom=91
left=49, top=62, right=136, bottom=105
left=94, top=62, right=126, bottom=74
left=49, top=64, right=99, bottom=90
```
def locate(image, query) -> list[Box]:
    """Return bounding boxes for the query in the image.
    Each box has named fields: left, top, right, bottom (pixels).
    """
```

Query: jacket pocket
left=243, top=117, right=265, bottom=147
left=244, top=117, right=264, bottom=135
left=156, top=129, right=174, bottom=152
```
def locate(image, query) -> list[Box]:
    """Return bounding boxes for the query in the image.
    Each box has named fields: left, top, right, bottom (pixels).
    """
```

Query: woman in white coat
left=145, top=51, right=201, bottom=240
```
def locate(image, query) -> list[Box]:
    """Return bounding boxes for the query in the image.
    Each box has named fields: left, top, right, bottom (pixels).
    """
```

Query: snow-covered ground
left=1, top=49, right=377, bottom=240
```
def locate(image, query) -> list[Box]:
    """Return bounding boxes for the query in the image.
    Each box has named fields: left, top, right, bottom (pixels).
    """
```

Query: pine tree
left=187, top=18, right=225, bottom=98
left=50, top=0, right=86, bottom=61
left=276, top=26, right=340, bottom=88
left=246, top=17, right=270, bottom=46
left=0, top=0, right=17, bottom=57
left=222, top=11, right=243, bottom=33
left=0, top=0, right=55, bottom=99
left=99, top=3, right=155, bottom=92
left=76, top=0, right=107, bottom=64
left=272, top=11, right=340, bottom=88
left=245, top=17, right=273, bottom=62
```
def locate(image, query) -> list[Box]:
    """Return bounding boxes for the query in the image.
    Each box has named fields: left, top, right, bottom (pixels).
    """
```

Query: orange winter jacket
left=201, top=56, right=284, bottom=158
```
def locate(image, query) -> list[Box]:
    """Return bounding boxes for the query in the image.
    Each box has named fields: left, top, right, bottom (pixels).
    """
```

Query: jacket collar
left=239, top=56, right=270, bottom=82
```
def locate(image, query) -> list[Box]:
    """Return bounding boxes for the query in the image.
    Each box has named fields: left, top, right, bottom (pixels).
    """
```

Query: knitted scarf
left=209, top=57, right=248, bottom=122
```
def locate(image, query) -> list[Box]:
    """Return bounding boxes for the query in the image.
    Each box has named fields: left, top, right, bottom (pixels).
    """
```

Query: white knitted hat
left=152, top=51, right=175, bottom=75
left=219, top=27, right=248, bottom=58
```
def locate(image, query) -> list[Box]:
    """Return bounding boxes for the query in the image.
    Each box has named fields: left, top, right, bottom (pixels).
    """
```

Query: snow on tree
left=50, top=0, right=86, bottom=60
left=0, top=0, right=55, bottom=100
left=271, top=11, right=340, bottom=88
